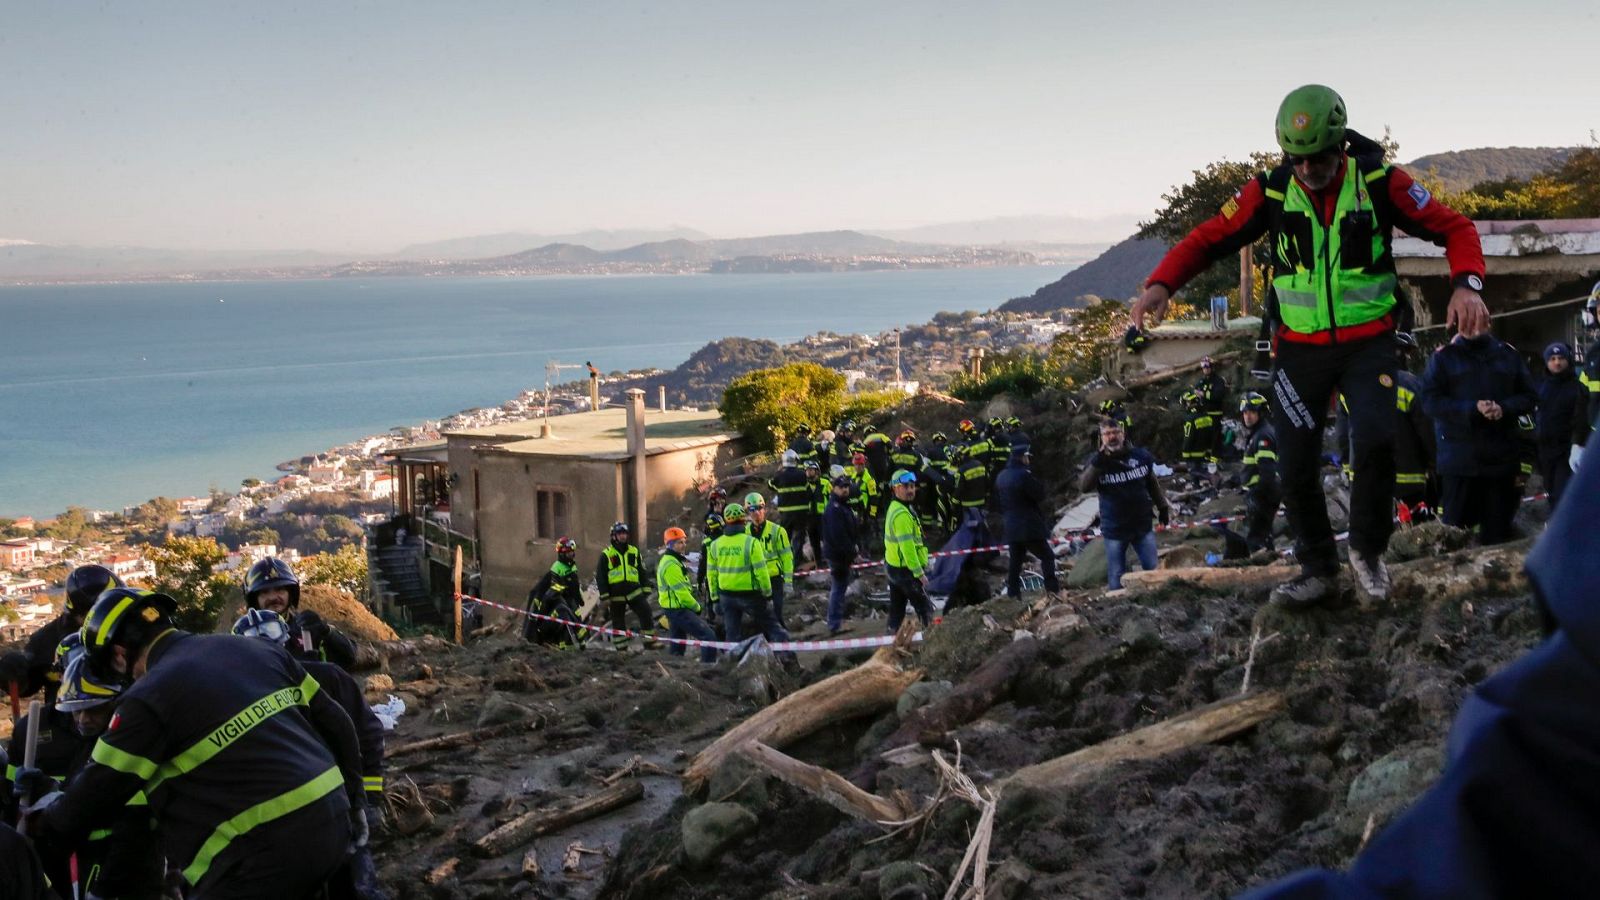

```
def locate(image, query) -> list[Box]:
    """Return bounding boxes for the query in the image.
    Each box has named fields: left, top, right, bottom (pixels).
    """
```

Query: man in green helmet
left=1132, top=85, right=1487, bottom=609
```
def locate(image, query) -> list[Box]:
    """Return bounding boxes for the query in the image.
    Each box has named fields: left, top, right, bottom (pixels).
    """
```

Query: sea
left=0, top=266, right=1066, bottom=518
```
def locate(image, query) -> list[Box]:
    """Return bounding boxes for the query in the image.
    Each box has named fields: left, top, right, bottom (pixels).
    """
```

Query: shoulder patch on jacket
left=1407, top=182, right=1431, bottom=210
left=1222, top=191, right=1241, bottom=219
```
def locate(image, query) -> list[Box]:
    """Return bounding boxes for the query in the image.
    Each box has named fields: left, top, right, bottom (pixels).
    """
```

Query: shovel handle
left=8, top=680, right=18, bottom=720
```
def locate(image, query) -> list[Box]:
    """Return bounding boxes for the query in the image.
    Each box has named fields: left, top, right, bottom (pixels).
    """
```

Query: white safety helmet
left=820, top=429, right=836, bottom=442
left=829, top=464, right=846, bottom=479
left=781, top=449, right=799, bottom=466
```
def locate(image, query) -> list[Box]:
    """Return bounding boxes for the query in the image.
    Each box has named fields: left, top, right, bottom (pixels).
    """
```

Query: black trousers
left=1005, top=540, right=1061, bottom=598
left=1270, top=335, right=1396, bottom=576
left=884, top=565, right=932, bottom=632
left=779, top=511, right=815, bottom=564
left=1245, top=487, right=1281, bottom=552
left=201, top=797, right=350, bottom=899
left=1441, top=474, right=1521, bottom=545
left=1539, top=444, right=1575, bottom=511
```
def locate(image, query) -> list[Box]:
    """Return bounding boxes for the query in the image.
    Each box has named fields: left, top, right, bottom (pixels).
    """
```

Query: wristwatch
left=1454, top=273, right=1485, bottom=292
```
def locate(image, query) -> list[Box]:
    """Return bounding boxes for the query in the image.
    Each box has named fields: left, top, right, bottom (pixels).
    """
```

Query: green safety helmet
left=743, top=492, right=766, bottom=510
left=722, top=502, right=747, bottom=523
left=1275, top=85, right=1347, bottom=156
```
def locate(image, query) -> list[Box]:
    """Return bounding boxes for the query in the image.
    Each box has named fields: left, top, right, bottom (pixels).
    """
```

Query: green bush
left=948, top=352, right=1066, bottom=402
left=722, top=362, right=865, bottom=452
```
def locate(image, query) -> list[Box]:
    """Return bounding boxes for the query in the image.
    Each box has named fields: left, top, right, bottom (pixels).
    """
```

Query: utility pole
left=893, top=328, right=903, bottom=385
left=1239, top=247, right=1254, bottom=317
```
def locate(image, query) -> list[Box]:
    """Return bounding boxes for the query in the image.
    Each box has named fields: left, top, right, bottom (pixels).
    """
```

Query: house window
left=535, top=487, right=571, bottom=540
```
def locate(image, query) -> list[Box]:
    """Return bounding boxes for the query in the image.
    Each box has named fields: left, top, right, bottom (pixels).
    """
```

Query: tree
left=721, top=363, right=851, bottom=453
left=241, top=477, right=262, bottom=488
left=40, top=507, right=92, bottom=543
left=298, top=545, right=369, bottom=600
left=244, top=527, right=281, bottom=548
left=1138, top=150, right=1281, bottom=314
left=1047, top=298, right=1131, bottom=386
left=144, top=535, right=235, bottom=633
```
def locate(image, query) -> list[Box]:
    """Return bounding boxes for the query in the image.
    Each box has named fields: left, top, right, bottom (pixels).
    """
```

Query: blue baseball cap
left=1545, top=341, right=1573, bottom=361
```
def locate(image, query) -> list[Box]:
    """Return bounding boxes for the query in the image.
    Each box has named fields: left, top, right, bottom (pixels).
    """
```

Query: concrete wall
left=460, top=439, right=744, bottom=606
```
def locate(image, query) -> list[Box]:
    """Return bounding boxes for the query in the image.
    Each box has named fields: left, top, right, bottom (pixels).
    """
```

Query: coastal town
left=0, top=302, right=1087, bottom=644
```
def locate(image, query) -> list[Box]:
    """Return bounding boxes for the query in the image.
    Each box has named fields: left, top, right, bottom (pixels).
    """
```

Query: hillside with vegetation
left=1404, top=146, right=1582, bottom=193
left=999, top=236, right=1168, bottom=313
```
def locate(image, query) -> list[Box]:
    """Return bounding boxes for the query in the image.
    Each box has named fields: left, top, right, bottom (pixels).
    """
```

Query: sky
left=2, top=0, right=1594, bottom=253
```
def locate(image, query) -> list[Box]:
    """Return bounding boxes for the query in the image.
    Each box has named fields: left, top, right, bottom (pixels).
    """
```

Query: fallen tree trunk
left=1389, top=540, right=1531, bottom=603
left=682, top=621, right=923, bottom=794
left=387, top=719, right=543, bottom=758
left=852, top=637, right=1040, bottom=787
left=1002, top=690, right=1285, bottom=791
left=351, top=635, right=455, bottom=671
left=1115, top=565, right=1296, bottom=595
left=742, top=741, right=909, bottom=825
left=1120, top=351, right=1242, bottom=391
left=472, top=780, right=644, bottom=858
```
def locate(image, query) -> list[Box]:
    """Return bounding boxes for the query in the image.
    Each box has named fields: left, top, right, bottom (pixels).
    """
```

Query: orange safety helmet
left=663, top=526, right=687, bottom=544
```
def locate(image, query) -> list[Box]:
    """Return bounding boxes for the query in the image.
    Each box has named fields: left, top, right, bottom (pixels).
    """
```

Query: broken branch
left=387, top=719, right=543, bottom=758
left=472, top=780, right=644, bottom=858
left=741, top=741, right=909, bottom=825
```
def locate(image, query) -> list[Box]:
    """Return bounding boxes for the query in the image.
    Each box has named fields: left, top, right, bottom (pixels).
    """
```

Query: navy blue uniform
left=37, top=632, right=364, bottom=898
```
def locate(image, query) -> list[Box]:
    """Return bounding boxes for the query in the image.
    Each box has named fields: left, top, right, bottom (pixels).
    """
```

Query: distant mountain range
left=1000, top=236, right=1167, bottom=312
left=393, top=227, right=713, bottom=259
left=866, top=213, right=1140, bottom=246
left=1404, top=146, right=1581, bottom=193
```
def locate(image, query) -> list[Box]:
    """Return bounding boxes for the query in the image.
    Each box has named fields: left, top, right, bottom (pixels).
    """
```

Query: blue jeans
left=663, top=608, right=718, bottom=663
left=827, top=559, right=853, bottom=631
left=1104, top=532, right=1159, bottom=590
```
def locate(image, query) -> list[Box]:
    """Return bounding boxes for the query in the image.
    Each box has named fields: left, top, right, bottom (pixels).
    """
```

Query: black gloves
left=295, top=610, right=331, bottom=641
left=11, top=766, right=58, bottom=802
left=1158, top=507, right=1171, bottom=528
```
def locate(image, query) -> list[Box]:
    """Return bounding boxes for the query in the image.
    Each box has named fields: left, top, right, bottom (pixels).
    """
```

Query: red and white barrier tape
left=460, top=593, right=922, bottom=653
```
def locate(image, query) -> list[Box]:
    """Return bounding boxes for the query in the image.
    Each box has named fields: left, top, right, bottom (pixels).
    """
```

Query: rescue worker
left=955, top=444, right=989, bottom=516
left=1580, top=283, right=1600, bottom=455
left=1536, top=341, right=1586, bottom=509
left=1180, top=389, right=1217, bottom=471
left=927, top=431, right=951, bottom=466
left=1333, top=334, right=1437, bottom=517
left=800, top=460, right=826, bottom=566
left=861, top=429, right=893, bottom=484
left=1079, top=418, right=1172, bottom=591
left=244, top=557, right=358, bottom=669
left=523, top=537, right=587, bottom=648
left=1195, top=356, right=1229, bottom=459
left=1005, top=416, right=1031, bottom=455
left=0, top=820, right=50, bottom=900
left=833, top=420, right=859, bottom=471
left=0, top=564, right=123, bottom=704
left=847, top=452, right=880, bottom=550
left=769, top=449, right=812, bottom=556
left=821, top=474, right=860, bottom=635
left=787, top=424, right=819, bottom=468
left=1421, top=328, right=1537, bottom=545
left=705, top=503, right=785, bottom=646
left=656, top=528, right=717, bottom=664
left=5, top=637, right=91, bottom=830
left=882, top=471, right=933, bottom=633
left=596, top=522, right=656, bottom=650
left=1097, top=399, right=1132, bottom=431
left=234, top=609, right=389, bottom=900
left=984, top=417, right=1011, bottom=476
left=1238, top=392, right=1282, bottom=554
left=743, top=494, right=795, bottom=629
left=889, top=430, right=922, bottom=479
left=1132, top=84, right=1488, bottom=608
left=995, top=446, right=1060, bottom=600
left=24, top=587, right=368, bottom=899
left=704, top=486, right=729, bottom=524
left=815, top=429, right=836, bottom=471
left=957, top=418, right=989, bottom=466
left=696, top=512, right=724, bottom=599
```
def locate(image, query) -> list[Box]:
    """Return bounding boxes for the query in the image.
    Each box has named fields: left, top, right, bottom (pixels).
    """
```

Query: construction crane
left=542, top=360, right=590, bottom=417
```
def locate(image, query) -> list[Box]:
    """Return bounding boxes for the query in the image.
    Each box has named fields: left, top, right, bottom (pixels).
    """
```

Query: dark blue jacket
left=1077, top=446, right=1168, bottom=542
left=995, top=458, right=1051, bottom=543
left=820, top=494, right=859, bottom=563
left=1242, top=441, right=1600, bottom=899
left=1536, top=367, right=1586, bottom=449
left=1420, top=335, right=1537, bottom=477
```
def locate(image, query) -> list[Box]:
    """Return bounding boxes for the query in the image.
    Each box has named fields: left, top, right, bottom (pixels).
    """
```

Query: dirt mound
left=300, top=583, right=400, bottom=642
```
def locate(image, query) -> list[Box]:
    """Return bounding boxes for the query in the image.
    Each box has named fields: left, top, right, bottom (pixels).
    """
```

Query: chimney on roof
left=625, top=388, right=647, bottom=543
left=659, top=385, right=667, bottom=413
left=588, top=362, right=602, bottom=411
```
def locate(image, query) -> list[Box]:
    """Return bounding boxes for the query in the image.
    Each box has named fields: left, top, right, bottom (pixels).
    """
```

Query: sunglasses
left=1287, top=151, right=1338, bottom=167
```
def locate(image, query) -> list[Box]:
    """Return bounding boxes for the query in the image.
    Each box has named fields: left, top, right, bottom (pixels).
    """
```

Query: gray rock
left=475, top=692, right=536, bottom=728
left=706, top=753, right=771, bottom=811
left=1066, top=538, right=1108, bottom=589
left=878, top=860, right=932, bottom=900
left=1345, top=747, right=1443, bottom=825
left=1118, top=615, right=1161, bottom=650
left=896, top=680, right=954, bottom=717
left=681, top=802, right=758, bottom=866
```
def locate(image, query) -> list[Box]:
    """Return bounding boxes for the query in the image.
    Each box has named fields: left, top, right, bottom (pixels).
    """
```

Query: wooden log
left=742, top=741, right=908, bottom=825
left=521, top=848, right=540, bottom=878
left=424, top=857, right=459, bottom=885
left=682, top=620, right=922, bottom=794
left=387, top=719, right=541, bottom=758
left=472, top=780, right=644, bottom=858
left=851, top=637, right=1040, bottom=787
left=1115, top=565, right=1297, bottom=595
left=1120, top=351, right=1242, bottom=390
left=1002, top=691, right=1285, bottom=790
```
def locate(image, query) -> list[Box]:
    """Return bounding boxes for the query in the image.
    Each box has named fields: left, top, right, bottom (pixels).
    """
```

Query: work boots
left=1349, top=549, right=1392, bottom=601
left=1269, top=572, right=1338, bottom=610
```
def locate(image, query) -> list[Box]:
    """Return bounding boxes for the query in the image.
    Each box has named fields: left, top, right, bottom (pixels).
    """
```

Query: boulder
left=878, top=860, right=933, bottom=900
left=681, top=802, right=758, bottom=866
left=1066, top=539, right=1109, bottom=589
left=475, top=692, right=536, bottom=728
left=895, top=680, right=954, bottom=717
